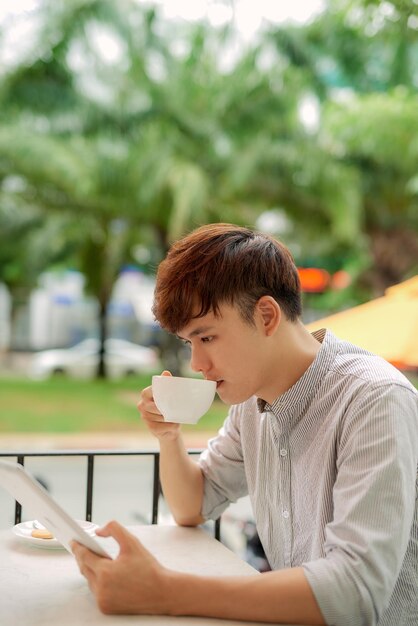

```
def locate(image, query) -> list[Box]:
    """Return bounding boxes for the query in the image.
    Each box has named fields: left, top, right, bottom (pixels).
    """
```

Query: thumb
left=161, top=370, right=172, bottom=377
left=96, top=521, right=141, bottom=555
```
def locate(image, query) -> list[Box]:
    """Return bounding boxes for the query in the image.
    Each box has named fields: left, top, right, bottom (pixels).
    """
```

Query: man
left=72, top=224, right=418, bottom=625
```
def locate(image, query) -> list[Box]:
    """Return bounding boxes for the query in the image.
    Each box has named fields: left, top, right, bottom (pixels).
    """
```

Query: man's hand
left=137, top=370, right=205, bottom=526
left=137, top=370, right=181, bottom=441
left=71, top=521, right=170, bottom=615
left=72, top=522, right=325, bottom=623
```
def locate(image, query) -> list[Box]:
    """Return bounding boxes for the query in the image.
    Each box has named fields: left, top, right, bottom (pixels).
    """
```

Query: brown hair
left=153, top=223, right=301, bottom=333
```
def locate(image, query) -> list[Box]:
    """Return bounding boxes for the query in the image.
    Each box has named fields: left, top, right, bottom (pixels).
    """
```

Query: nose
left=190, top=343, right=211, bottom=376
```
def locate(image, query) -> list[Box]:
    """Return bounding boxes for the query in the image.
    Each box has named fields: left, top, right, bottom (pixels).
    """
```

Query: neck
left=259, top=320, right=321, bottom=405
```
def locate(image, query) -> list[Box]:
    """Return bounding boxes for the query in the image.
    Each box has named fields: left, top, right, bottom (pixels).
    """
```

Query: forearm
left=163, top=566, right=325, bottom=624
left=159, top=435, right=205, bottom=526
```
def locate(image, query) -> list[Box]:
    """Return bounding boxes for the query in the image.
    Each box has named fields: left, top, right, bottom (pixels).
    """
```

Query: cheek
left=216, top=330, right=264, bottom=376
left=237, top=339, right=264, bottom=366
left=228, top=349, right=263, bottom=384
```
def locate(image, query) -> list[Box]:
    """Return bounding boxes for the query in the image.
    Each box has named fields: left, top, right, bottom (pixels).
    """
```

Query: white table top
left=0, top=523, right=267, bottom=626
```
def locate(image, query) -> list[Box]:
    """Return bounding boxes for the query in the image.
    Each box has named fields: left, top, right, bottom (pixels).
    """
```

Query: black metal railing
left=0, top=449, right=221, bottom=541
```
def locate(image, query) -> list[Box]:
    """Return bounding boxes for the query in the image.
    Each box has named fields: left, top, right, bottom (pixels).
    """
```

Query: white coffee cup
left=152, top=376, right=217, bottom=424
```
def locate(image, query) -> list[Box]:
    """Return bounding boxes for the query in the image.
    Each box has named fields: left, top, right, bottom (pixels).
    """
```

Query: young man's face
left=177, top=303, right=275, bottom=405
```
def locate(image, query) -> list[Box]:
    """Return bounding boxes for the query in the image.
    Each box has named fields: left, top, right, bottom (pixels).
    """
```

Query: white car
left=30, top=338, right=160, bottom=380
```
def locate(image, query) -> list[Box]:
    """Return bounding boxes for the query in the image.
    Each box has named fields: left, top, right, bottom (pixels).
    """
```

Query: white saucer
left=12, top=520, right=99, bottom=550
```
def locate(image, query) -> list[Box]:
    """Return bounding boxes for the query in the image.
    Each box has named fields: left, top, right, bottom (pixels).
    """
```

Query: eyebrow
left=177, top=326, right=215, bottom=341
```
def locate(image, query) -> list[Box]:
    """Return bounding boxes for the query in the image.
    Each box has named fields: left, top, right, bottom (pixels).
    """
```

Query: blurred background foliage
left=0, top=0, right=417, bottom=362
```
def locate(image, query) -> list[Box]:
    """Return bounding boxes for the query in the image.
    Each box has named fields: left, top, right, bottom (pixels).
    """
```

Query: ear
left=255, top=296, right=281, bottom=336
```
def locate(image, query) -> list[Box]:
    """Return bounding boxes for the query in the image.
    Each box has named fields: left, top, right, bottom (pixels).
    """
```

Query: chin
left=218, top=386, right=254, bottom=406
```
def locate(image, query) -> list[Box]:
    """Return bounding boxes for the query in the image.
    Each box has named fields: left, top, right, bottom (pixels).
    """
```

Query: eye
left=201, top=336, right=214, bottom=343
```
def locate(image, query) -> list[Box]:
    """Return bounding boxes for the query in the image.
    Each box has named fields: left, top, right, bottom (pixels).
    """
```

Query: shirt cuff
left=303, top=556, right=376, bottom=626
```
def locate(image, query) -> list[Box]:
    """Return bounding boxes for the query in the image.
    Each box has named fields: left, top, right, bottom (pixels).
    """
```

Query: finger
left=137, top=386, right=153, bottom=408
left=161, top=370, right=172, bottom=377
left=71, top=546, right=99, bottom=590
left=137, top=391, right=163, bottom=417
left=144, top=403, right=165, bottom=418
left=71, top=541, right=103, bottom=571
left=140, top=410, right=166, bottom=426
left=138, top=403, right=164, bottom=420
left=77, top=560, right=97, bottom=586
left=144, top=415, right=166, bottom=429
left=71, top=539, right=85, bottom=560
left=95, top=521, right=143, bottom=556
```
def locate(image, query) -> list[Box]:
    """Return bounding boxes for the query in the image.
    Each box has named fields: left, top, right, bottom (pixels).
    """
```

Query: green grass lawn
left=2, top=372, right=416, bottom=435
left=0, top=374, right=229, bottom=434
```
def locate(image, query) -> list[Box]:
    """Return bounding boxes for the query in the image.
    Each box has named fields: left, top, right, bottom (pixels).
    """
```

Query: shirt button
left=280, top=448, right=288, bottom=457
left=282, top=510, right=289, bottom=519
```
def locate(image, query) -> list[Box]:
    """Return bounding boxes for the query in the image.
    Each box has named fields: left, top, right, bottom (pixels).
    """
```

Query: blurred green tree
left=0, top=0, right=288, bottom=373
left=262, top=0, right=418, bottom=292
left=1, top=0, right=417, bottom=378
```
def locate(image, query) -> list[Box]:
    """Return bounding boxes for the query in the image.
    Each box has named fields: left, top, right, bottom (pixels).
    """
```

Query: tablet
left=0, top=460, right=111, bottom=558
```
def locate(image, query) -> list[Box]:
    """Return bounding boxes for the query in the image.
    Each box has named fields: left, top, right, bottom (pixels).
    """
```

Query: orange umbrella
left=306, top=276, right=418, bottom=368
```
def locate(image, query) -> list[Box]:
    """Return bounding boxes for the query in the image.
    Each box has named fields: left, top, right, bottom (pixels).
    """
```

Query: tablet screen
left=0, top=460, right=111, bottom=558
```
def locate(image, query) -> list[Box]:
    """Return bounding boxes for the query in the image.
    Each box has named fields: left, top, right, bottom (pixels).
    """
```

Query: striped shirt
left=199, top=329, right=418, bottom=626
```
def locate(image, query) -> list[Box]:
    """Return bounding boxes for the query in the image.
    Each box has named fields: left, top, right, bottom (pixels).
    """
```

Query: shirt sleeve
left=303, top=383, right=418, bottom=626
left=199, top=404, right=249, bottom=520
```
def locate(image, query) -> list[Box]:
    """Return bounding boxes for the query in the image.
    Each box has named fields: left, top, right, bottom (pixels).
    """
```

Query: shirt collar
left=257, top=329, right=340, bottom=431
